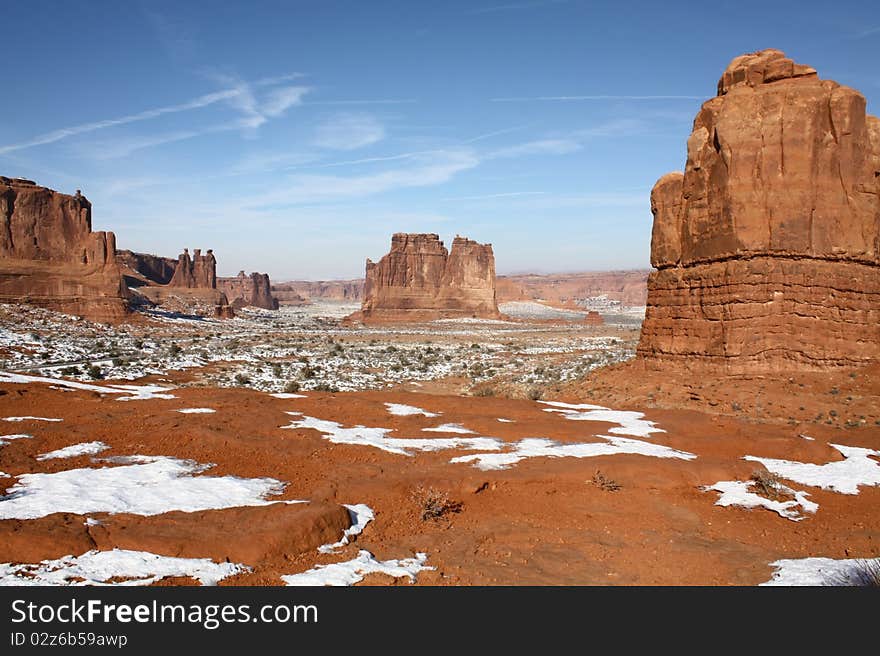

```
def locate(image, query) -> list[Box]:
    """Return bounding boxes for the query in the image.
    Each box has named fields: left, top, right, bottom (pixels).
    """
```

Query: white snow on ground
left=36, top=441, right=109, bottom=461
left=0, top=371, right=175, bottom=401
left=744, top=444, right=880, bottom=495
left=282, top=414, right=503, bottom=456
left=761, top=557, right=880, bottom=586
left=540, top=401, right=665, bottom=438
left=318, top=504, right=375, bottom=554
left=0, top=455, right=297, bottom=519
left=0, top=433, right=31, bottom=445
left=497, top=418, right=515, bottom=423
left=703, top=480, right=818, bottom=521
left=0, top=549, right=246, bottom=586
left=422, top=423, right=476, bottom=434
left=451, top=436, right=696, bottom=471
left=3, top=416, right=62, bottom=423
left=176, top=408, right=216, bottom=414
left=385, top=403, right=440, bottom=417
left=270, top=393, right=307, bottom=399
left=282, top=550, right=431, bottom=586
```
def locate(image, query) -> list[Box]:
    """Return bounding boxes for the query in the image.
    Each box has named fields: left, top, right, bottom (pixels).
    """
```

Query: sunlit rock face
left=638, top=49, right=880, bottom=372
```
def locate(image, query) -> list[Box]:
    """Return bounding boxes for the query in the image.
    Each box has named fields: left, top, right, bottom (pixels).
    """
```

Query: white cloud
left=312, top=113, right=386, bottom=150
left=487, top=138, right=582, bottom=159
left=248, top=149, right=478, bottom=206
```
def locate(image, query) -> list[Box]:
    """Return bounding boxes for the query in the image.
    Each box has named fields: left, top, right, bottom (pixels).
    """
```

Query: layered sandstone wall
left=218, top=271, right=279, bottom=310
left=116, top=249, right=176, bottom=286
left=0, top=177, right=128, bottom=322
left=496, top=270, right=649, bottom=307
left=637, top=49, right=880, bottom=371
left=357, top=233, right=500, bottom=321
left=271, top=279, right=362, bottom=304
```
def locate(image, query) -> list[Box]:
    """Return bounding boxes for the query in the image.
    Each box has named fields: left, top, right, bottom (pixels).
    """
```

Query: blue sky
left=1, top=1, right=877, bottom=280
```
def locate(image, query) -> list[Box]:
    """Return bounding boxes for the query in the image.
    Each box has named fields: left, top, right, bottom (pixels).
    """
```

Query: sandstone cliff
left=496, top=270, right=649, bottom=307
left=271, top=279, right=362, bottom=305
left=0, top=177, right=128, bottom=322
left=169, top=248, right=217, bottom=289
left=218, top=271, right=279, bottom=310
left=116, top=249, right=176, bottom=286
left=638, top=49, right=880, bottom=371
left=357, top=233, right=500, bottom=321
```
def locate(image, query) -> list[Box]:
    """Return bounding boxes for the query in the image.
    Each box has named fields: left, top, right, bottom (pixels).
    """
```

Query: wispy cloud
left=439, top=191, right=546, bottom=201
left=463, top=124, right=531, bottom=143
left=851, top=25, right=880, bottom=39
left=468, top=0, right=569, bottom=15
left=312, top=113, right=386, bottom=150
left=305, top=99, right=417, bottom=106
left=487, top=138, right=581, bottom=159
left=0, top=89, right=239, bottom=155
left=491, top=95, right=703, bottom=102
left=247, top=149, right=479, bottom=207
left=0, top=78, right=310, bottom=156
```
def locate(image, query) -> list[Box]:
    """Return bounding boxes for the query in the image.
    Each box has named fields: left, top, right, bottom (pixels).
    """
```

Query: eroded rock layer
left=0, top=177, right=128, bottom=322
left=359, top=233, right=500, bottom=321
left=218, top=271, right=279, bottom=310
left=116, top=250, right=176, bottom=286
left=638, top=49, right=880, bottom=371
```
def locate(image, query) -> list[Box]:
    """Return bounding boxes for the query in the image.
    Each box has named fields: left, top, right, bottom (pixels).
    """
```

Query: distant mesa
left=218, top=271, right=280, bottom=310
left=0, top=176, right=129, bottom=322
left=271, top=279, right=363, bottom=305
left=350, top=233, right=500, bottom=322
left=584, top=310, right=604, bottom=326
left=638, top=49, right=880, bottom=371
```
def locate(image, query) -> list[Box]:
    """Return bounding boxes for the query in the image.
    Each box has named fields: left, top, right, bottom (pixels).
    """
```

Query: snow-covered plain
left=282, top=550, right=431, bottom=586
left=0, top=455, right=298, bottom=519
left=703, top=480, right=818, bottom=521
left=0, top=549, right=246, bottom=586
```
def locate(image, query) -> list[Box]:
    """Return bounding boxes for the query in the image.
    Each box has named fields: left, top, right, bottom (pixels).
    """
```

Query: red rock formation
left=638, top=49, right=880, bottom=372
left=218, top=271, right=280, bottom=310
left=496, top=270, right=649, bottom=307
left=584, top=311, right=604, bottom=326
left=272, top=279, right=362, bottom=304
left=169, top=248, right=216, bottom=289
left=116, top=249, right=176, bottom=286
left=356, top=233, right=500, bottom=322
left=0, top=177, right=128, bottom=322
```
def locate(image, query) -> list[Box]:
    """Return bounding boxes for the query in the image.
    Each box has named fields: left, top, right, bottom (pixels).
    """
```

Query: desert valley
left=0, top=47, right=878, bottom=588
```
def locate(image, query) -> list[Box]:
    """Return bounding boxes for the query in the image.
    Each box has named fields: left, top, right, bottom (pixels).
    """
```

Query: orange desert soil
left=1, top=376, right=877, bottom=586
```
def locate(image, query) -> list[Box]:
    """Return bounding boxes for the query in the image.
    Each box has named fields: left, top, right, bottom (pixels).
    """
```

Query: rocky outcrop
left=584, top=311, right=604, bottom=326
left=0, top=177, right=128, bottom=322
left=169, top=248, right=217, bottom=289
left=218, top=271, right=279, bottom=310
left=496, top=270, right=649, bottom=307
left=116, top=249, right=176, bottom=286
left=272, top=279, right=362, bottom=305
left=356, top=233, right=500, bottom=322
left=638, top=49, right=880, bottom=371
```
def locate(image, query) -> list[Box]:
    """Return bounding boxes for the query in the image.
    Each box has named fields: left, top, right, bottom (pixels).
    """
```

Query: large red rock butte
left=0, top=177, right=128, bottom=322
left=218, top=271, right=280, bottom=310
left=638, top=49, right=880, bottom=372
left=355, top=233, right=500, bottom=322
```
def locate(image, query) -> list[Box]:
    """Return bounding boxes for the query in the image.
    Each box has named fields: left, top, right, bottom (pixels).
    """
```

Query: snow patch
left=385, top=403, right=439, bottom=417
left=0, top=549, right=246, bottom=586
left=744, top=443, right=880, bottom=495
left=282, top=550, right=431, bottom=586
left=282, top=414, right=502, bottom=456
left=497, top=418, right=515, bottom=423
left=451, top=435, right=696, bottom=471
left=176, top=408, right=216, bottom=414
left=422, top=423, right=476, bottom=434
left=540, top=401, right=665, bottom=438
left=37, top=441, right=109, bottom=461
left=318, top=504, right=375, bottom=554
left=3, top=416, right=62, bottom=423
left=0, top=434, right=31, bottom=446
left=270, top=393, right=307, bottom=399
left=703, top=480, right=818, bottom=521
left=0, top=371, right=175, bottom=401
left=761, top=557, right=880, bottom=586
left=0, top=455, right=297, bottom=519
